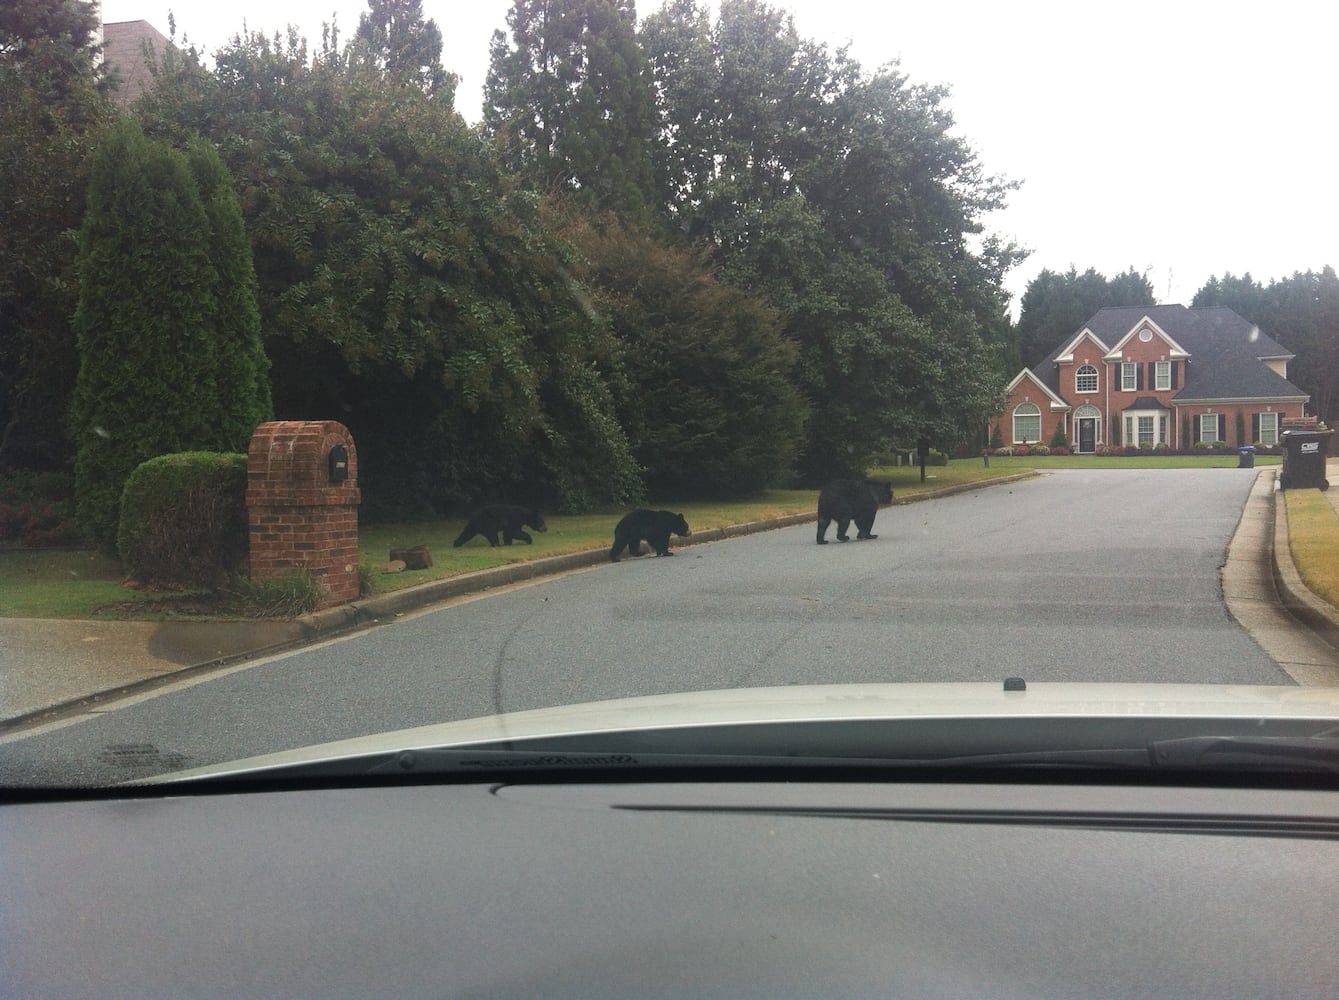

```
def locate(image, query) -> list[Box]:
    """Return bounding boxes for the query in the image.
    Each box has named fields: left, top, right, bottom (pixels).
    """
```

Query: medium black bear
left=816, top=479, right=892, bottom=544
left=609, top=509, right=691, bottom=562
left=453, top=505, right=548, bottom=548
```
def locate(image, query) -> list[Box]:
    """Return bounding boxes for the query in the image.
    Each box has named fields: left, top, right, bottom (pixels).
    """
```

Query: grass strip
left=1285, top=490, right=1339, bottom=609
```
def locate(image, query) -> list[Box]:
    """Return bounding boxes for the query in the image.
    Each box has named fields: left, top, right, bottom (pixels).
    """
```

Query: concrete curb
left=1, top=472, right=1037, bottom=731
left=1269, top=477, right=1339, bottom=655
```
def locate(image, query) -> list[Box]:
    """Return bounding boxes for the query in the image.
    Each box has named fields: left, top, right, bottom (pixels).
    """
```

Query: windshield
left=1, top=0, right=1337, bottom=790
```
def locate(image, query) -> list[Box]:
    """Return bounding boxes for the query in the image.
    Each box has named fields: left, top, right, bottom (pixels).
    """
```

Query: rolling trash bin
left=1278, top=428, right=1331, bottom=491
left=1236, top=446, right=1255, bottom=469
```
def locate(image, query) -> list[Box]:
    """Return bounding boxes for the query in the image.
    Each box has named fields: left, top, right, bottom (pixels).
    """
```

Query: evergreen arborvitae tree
left=185, top=136, right=272, bottom=449
left=70, top=120, right=270, bottom=546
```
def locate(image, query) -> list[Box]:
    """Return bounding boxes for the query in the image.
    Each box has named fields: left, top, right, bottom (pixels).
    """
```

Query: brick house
left=990, top=305, right=1309, bottom=453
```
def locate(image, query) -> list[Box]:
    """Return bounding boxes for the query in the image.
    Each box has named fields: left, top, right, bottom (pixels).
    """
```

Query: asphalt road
left=0, top=468, right=1293, bottom=786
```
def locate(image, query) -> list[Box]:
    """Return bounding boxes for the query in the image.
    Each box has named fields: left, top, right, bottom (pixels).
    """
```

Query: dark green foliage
left=184, top=136, right=272, bottom=448
left=138, top=27, right=640, bottom=515
left=641, top=0, right=1017, bottom=482
left=116, top=452, right=248, bottom=588
left=0, top=0, right=112, bottom=470
left=0, top=469, right=81, bottom=546
left=351, top=0, right=454, bottom=99
left=989, top=424, right=1004, bottom=450
left=562, top=213, right=805, bottom=498
left=1194, top=268, right=1339, bottom=427
left=70, top=120, right=269, bottom=546
left=1051, top=420, right=1068, bottom=450
left=1014, top=267, right=1155, bottom=369
left=485, top=0, right=657, bottom=218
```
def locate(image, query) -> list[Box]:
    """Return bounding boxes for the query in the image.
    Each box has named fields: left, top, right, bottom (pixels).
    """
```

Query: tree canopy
left=1194, top=268, right=1339, bottom=427
left=1014, top=266, right=1155, bottom=369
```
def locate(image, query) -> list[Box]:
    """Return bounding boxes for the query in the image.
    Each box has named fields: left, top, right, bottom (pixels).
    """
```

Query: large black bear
left=453, top=505, right=548, bottom=548
left=816, top=479, right=893, bottom=544
left=609, top=509, right=691, bottom=562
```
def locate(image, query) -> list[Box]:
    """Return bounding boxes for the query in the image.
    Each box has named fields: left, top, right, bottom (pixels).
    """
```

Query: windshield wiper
left=157, top=735, right=1339, bottom=786
left=1147, top=736, right=1339, bottom=773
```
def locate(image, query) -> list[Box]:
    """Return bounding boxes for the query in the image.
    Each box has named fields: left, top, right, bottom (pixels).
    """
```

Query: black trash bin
left=1237, top=445, right=1255, bottom=469
left=1278, top=429, right=1332, bottom=490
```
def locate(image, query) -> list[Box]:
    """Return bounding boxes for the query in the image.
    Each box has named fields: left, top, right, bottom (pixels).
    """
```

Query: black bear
left=816, top=479, right=892, bottom=544
left=609, top=509, right=691, bottom=562
left=453, top=505, right=548, bottom=548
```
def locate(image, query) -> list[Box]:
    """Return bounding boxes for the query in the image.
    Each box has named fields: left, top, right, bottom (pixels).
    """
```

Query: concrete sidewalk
left=2, top=466, right=1336, bottom=732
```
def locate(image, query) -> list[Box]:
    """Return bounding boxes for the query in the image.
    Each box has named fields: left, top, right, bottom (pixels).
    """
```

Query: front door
left=1078, top=418, right=1096, bottom=453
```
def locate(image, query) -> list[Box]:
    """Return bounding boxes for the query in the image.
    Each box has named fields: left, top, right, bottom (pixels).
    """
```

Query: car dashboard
left=5, top=772, right=1339, bottom=999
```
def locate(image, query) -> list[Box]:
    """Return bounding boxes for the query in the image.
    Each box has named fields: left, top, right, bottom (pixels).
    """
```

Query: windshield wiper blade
left=157, top=736, right=1339, bottom=786
left=1147, top=736, right=1339, bottom=773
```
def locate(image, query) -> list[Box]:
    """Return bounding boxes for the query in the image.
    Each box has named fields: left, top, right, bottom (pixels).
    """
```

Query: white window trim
left=1075, top=365, right=1098, bottom=394
left=1259, top=412, right=1279, bottom=446
left=1124, top=409, right=1166, bottom=447
left=1154, top=361, right=1170, bottom=391
left=1120, top=362, right=1137, bottom=391
left=1199, top=413, right=1221, bottom=442
left=1012, top=402, right=1041, bottom=444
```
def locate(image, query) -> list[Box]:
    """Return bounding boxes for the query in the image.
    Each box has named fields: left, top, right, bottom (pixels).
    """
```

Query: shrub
left=116, top=452, right=248, bottom=589
left=225, top=572, right=322, bottom=617
left=1050, top=421, right=1068, bottom=450
left=989, top=425, right=1004, bottom=449
left=1138, top=442, right=1154, bottom=450
left=71, top=122, right=270, bottom=547
left=993, top=446, right=1015, bottom=457
left=1050, top=446, right=1070, bottom=456
left=1014, top=445, right=1031, bottom=456
left=1030, top=443, right=1050, bottom=456
left=0, top=470, right=82, bottom=547
left=1193, top=440, right=1212, bottom=450
left=926, top=448, right=949, bottom=466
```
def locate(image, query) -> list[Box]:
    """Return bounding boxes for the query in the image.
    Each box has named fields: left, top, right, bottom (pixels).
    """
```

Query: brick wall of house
left=247, top=421, right=361, bottom=609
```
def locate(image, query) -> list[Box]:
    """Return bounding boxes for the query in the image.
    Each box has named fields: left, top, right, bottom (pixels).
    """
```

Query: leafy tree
left=641, top=0, right=1016, bottom=475
left=0, top=0, right=112, bottom=469
left=350, top=0, right=455, bottom=99
left=138, top=20, right=641, bottom=514
left=1014, top=266, right=1154, bottom=368
left=484, top=0, right=657, bottom=218
left=70, top=120, right=268, bottom=545
left=1191, top=272, right=1266, bottom=318
left=1195, top=268, right=1339, bottom=427
left=561, top=211, right=806, bottom=497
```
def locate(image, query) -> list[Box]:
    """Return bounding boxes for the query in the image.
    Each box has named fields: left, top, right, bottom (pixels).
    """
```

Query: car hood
left=137, top=682, right=1339, bottom=785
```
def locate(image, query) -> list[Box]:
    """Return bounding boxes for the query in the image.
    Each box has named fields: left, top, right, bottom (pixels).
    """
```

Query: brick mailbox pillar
left=247, top=421, right=361, bottom=609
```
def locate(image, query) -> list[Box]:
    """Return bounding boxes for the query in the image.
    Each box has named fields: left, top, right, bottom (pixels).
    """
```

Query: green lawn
left=979, top=454, right=1281, bottom=470
left=1286, top=490, right=1339, bottom=609
left=0, top=454, right=1294, bottom=617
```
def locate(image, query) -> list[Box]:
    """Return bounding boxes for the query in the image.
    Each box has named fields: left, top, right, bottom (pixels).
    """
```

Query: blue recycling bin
left=1236, top=445, right=1255, bottom=469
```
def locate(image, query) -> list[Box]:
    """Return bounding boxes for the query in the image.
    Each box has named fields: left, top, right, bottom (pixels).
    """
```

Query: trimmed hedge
left=117, top=452, right=248, bottom=589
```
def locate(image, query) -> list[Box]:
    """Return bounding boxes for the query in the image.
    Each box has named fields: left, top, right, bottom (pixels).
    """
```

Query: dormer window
left=1075, top=365, right=1098, bottom=394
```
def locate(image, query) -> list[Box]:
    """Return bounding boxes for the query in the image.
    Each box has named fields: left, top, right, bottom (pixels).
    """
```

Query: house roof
left=101, top=20, right=170, bottom=107
left=1028, top=304, right=1307, bottom=404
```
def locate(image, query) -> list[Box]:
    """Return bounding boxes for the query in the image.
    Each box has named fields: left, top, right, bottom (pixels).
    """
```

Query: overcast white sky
left=99, top=0, right=1338, bottom=314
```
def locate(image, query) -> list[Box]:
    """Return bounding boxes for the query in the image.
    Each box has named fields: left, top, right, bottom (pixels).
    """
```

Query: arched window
left=1075, top=365, right=1098, bottom=394
left=1013, top=402, right=1041, bottom=443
